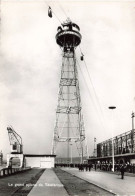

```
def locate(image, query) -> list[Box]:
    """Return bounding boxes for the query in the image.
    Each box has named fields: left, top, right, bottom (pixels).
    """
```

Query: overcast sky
left=0, top=0, right=135, bottom=158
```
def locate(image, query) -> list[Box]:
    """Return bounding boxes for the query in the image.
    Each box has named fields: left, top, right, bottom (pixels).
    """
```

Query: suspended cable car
left=48, top=6, right=52, bottom=18
left=80, top=53, right=84, bottom=61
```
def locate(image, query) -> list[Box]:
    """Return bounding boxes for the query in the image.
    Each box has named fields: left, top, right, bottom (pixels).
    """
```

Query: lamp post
left=131, top=112, right=134, bottom=131
left=108, top=106, right=116, bottom=172
left=131, top=112, right=134, bottom=153
left=70, top=143, right=72, bottom=164
left=94, top=137, right=96, bottom=157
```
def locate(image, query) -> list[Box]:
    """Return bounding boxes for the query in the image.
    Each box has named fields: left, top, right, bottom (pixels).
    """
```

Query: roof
left=97, top=129, right=135, bottom=145
left=24, top=154, right=56, bottom=157
left=88, top=153, right=135, bottom=161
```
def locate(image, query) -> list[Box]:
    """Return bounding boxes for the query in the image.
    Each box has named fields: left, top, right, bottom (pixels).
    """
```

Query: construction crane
left=7, top=126, right=23, bottom=154
left=7, top=126, right=24, bottom=168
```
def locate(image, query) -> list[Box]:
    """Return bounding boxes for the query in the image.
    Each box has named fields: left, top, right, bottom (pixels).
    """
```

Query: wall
left=25, top=156, right=55, bottom=168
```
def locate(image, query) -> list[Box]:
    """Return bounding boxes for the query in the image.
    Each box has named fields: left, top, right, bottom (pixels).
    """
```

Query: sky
left=0, top=0, right=135, bottom=159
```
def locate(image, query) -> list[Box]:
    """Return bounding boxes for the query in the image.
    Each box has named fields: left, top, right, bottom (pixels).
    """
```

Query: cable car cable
left=76, top=58, right=106, bottom=130
left=79, top=45, right=106, bottom=126
left=57, top=1, right=68, bottom=19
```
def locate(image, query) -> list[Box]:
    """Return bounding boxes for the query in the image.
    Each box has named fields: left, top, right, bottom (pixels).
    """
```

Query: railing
left=0, top=167, right=31, bottom=177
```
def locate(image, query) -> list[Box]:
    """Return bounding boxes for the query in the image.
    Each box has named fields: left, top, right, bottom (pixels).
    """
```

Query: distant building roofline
left=97, top=129, right=135, bottom=145
left=24, top=154, right=56, bottom=157
left=88, top=152, right=135, bottom=161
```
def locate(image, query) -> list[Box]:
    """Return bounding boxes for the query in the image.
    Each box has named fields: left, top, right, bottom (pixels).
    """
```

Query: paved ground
left=0, top=167, right=134, bottom=196
left=0, top=168, right=44, bottom=196
left=28, top=169, right=69, bottom=196
left=62, top=168, right=135, bottom=196
left=28, top=169, right=114, bottom=196
left=54, top=168, right=114, bottom=196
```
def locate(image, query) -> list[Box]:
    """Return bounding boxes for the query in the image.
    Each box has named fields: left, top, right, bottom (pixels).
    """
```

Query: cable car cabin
left=80, top=55, right=84, bottom=61
left=11, top=142, right=23, bottom=154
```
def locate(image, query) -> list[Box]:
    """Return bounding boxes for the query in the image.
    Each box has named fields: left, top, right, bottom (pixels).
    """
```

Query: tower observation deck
left=56, top=20, right=81, bottom=49
left=52, top=19, right=88, bottom=163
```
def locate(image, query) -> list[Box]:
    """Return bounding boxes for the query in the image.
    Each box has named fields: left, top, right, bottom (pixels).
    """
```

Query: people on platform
left=120, top=164, right=126, bottom=179
left=78, top=164, right=93, bottom=172
left=94, top=163, right=97, bottom=171
left=88, top=164, right=92, bottom=171
left=78, top=164, right=84, bottom=171
left=55, top=161, right=135, bottom=176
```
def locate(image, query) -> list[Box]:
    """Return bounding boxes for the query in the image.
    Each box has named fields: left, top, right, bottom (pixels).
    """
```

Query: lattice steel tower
left=52, top=19, right=88, bottom=163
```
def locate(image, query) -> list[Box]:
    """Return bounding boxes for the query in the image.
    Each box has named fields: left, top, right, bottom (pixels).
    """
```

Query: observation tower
left=52, top=19, right=88, bottom=163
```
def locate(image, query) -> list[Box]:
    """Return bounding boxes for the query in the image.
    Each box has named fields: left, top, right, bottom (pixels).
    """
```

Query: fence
left=0, top=167, right=31, bottom=177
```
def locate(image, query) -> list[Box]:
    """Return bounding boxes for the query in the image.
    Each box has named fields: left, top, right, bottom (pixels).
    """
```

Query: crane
left=7, top=126, right=24, bottom=168
left=7, top=126, right=23, bottom=154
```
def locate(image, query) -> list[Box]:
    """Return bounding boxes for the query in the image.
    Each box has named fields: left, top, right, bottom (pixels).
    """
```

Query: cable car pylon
left=51, top=18, right=88, bottom=164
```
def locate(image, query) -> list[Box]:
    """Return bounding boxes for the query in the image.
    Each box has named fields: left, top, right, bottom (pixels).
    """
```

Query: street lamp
left=108, top=106, right=116, bottom=172
left=70, top=143, right=72, bottom=164
left=93, top=137, right=96, bottom=157
left=131, top=112, right=134, bottom=153
left=131, top=112, right=134, bottom=131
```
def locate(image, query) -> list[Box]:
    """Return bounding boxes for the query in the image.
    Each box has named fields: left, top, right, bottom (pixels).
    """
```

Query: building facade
left=88, top=129, right=135, bottom=164
left=24, top=154, right=56, bottom=168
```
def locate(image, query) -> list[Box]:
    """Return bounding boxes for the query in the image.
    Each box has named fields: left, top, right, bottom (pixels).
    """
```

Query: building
left=88, top=129, right=135, bottom=164
left=24, top=154, right=56, bottom=168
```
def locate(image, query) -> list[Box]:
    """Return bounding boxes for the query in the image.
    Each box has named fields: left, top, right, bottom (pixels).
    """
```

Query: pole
left=131, top=112, right=134, bottom=153
left=94, top=137, right=96, bottom=157
left=131, top=112, right=134, bottom=131
left=108, top=106, right=116, bottom=172
left=81, top=143, right=83, bottom=164
left=70, top=143, right=72, bottom=164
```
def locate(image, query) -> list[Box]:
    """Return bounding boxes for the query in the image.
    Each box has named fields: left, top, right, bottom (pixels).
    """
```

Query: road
left=62, top=168, right=135, bottom=195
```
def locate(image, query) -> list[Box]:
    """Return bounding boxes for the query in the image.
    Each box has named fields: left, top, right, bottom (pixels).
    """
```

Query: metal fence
left=0, top=167, right=31, bottom=177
